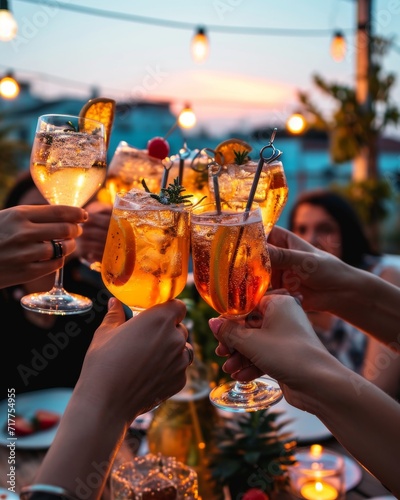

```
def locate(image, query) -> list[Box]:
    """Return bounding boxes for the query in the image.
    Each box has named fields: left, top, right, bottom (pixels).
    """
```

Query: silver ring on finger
left=51, top=240, right=64, bottom=259
left=184, top=343, right=194, bottom=366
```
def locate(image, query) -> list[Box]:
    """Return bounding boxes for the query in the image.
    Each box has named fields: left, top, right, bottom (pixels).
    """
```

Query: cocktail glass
left=101, top=189, right=190, bottom=316
left=20, top=114, right=107, bottom=315
left=208, top=158, right=288, bottom=237
left=190, top=201, right=283, bottom=412
left=102, top=141, right=166, bottom=204
left=86, top=141, right=168, bottom=272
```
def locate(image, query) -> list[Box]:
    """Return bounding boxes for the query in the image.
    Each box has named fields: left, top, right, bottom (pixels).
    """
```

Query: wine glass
left=190, top=200, right=283, bottom=412
left=85, top=141, right=171, bottom=273
left=206, top=129, right=288, bottom=238
left=20, top=114, right=107, bottom=315
left=208, top=159, right=288, bottom=237
left=100, top=140, right=166, bottom=205
left=101, top=188, right=190, bottom=316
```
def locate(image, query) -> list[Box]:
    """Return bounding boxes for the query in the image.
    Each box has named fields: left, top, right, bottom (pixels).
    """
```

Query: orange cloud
left=148, top=69, right=297, bottom=134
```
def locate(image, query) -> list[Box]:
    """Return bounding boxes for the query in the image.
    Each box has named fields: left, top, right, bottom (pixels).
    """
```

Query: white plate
left=368, top=497, right=396, bottom=500
left=271, top=397, right=332, bottom=442
left=0, top=488, right=19, bottom=499
left=343, top=455, right=362, bottom=491
left=0, top=388, right=72, bottom=449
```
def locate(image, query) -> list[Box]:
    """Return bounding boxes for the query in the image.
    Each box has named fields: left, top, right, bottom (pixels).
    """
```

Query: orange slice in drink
left=209, top=224, right=239, bottom=314
left=79, top=97, right=116, bottom=150
left=102, top=216, right=135, bottom=286
left=215, top=138, right=252, bottom=166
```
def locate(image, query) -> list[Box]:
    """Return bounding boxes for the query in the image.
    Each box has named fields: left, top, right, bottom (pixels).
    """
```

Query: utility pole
left=353, top=0, right=375, bottom=181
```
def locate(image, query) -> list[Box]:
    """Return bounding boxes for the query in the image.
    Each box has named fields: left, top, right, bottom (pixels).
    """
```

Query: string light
left=178, top=103, right=196, bottom=128
left=11, top=0, right=354, bottom=37
left=0, top=71, right=19, bottom=98
left=6, top=0, right=400, bottom=54
left=331, top=30, right=346, bottom=62
left=164, top=104, right=196, bottom=139
left=286, top=112, right=307, bottom=135
left=0, top=0, right=17, bottom=41
left=191, top=27, right=209, bottom=63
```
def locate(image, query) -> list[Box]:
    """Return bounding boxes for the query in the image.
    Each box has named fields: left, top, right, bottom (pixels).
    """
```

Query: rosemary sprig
left=141, top=177, right=193, bottom=206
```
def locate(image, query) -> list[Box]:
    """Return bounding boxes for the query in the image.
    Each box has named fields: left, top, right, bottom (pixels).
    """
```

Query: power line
left=16, top=0, right=354, bottom=37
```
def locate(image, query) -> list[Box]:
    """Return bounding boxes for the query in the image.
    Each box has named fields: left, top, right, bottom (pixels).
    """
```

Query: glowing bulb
left=286, top=113, right=306, bottom=134
left=331, top=31, right=346, bottom=62
left=0, top=1, right=18, bottom=42
left=0, top=74, right=19, bottom=98
left=178, top=105, right=196, bottom=129
left=191, top=27, right=209, bottom=63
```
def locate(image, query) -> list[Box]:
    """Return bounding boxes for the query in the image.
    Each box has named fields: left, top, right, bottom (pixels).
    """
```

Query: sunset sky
left=1, top=0, right=399, bottom=135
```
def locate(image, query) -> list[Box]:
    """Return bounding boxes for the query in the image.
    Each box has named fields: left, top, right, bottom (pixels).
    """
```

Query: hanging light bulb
left=286, top=112, right=306, bottom=135
left=191, top=27, right=209, bottom=63
left=0, top=0, right=17, bottom=41
left=0, top=72, right=19, bottom=98
left=331, top=30, right=346, bottom=62
left=178, top=104, right=196, bottom=129
left=164, top=104, right=197, bottom=139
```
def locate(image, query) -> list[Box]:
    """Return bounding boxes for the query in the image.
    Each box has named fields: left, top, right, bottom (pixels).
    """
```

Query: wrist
left=327, top=265, right=373, bottom=316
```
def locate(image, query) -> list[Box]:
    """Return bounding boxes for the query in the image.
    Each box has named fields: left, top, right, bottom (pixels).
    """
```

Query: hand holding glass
left=190, top=201, right=283, bottom=412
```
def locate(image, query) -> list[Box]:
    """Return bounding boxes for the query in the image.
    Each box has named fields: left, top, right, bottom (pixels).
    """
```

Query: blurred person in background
left=288, top=189, right=400, bottom=399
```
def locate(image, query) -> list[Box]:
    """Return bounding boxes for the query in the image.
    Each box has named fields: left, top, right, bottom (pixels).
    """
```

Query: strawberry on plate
left=14, top=416, right=35, bottom=437
left=33, top=409, right=60, bottom=431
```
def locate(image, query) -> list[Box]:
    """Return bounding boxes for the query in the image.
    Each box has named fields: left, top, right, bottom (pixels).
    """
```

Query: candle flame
left=310, top=444, right=323, bottom=457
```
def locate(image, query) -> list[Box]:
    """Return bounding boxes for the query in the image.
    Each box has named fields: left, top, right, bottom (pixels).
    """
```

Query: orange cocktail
left=101, top=188, right=190, bottom=314
left=191, top=201, right=282, bottom=412
left=190, top=202, right=271, bottom=318
left=208, top=159, right=288, bottom=237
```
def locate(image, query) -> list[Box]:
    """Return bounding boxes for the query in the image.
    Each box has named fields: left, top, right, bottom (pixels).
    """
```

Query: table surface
left=0, top=432, right=394, bottom=499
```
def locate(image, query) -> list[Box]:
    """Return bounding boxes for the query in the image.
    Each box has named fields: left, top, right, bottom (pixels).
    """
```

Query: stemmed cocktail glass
left=102, top=141, right=166, bottom=204
left=190, top=200, right=283, bottom=412
left=20, top=114, right=107, bottom=315
left=101, top=186, right=190, bottom=316
left=208, top=129, right=288, bottom=237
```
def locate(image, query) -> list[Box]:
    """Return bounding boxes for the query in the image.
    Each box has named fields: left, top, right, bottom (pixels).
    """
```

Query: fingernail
left=209, top=318, right=224, bottom=333
left=108, top=297, right=116, bottom=310
left=82, top=210, right=89, bottom=221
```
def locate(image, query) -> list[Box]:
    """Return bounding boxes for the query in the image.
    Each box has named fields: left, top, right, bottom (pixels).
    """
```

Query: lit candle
left=300, top=480, right=339, bottom=500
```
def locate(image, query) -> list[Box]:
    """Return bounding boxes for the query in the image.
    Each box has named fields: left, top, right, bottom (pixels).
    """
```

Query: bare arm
left=361, top=265, right=400, bottom=397
left=209, top=294, right=400, bottom=497
left=32, top=298, right=192, bottom=499
left=268, top=226, right=400, bottom=346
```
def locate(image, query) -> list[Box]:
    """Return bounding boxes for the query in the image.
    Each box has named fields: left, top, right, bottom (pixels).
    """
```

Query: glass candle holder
left=288, top=445, right=345, bottom=500
left=111, top=452, right=198, bottom=499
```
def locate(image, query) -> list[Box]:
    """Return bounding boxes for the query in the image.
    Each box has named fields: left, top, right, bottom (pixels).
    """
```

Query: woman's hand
left=75, top=200, right=112, bottom=266
left=0, top=205, right=87, bottom=289
left=268, top=226, right=357, bottom=313
left=76, top=298, right=192, bottom=420
left=209, top=293, right=338, bottom=410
